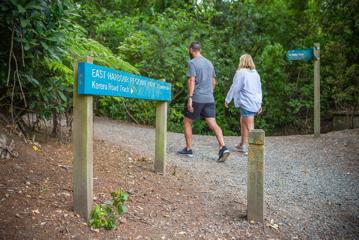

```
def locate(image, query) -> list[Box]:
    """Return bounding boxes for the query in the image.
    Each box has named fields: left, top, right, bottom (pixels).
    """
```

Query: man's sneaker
left=217, top=146, right=230, bottom=162
left=177, top=148, right=193, bottom=157
left=235, top=144, right=248, bottom=153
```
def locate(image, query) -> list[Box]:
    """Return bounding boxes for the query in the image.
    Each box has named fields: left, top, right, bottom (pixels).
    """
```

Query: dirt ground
left=1, top=124, right=269, bottom=240
left=0, top=132, right=216, bottom=239
left=1, top=117, right=358, bottom=239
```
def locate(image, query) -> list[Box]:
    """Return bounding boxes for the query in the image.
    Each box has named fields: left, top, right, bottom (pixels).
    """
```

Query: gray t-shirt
left=187, top=56, right=216, bottom=103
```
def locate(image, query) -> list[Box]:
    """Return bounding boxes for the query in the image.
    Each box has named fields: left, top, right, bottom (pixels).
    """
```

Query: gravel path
left=94, top=117, right=359, bottom=239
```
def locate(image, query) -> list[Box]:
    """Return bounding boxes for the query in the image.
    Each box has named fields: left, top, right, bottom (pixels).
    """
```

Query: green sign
left=287, top=49, right=314, bottom=61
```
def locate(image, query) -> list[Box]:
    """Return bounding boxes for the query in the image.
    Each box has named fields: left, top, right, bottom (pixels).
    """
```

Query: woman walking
left=225, top=54, right=262, bottom=154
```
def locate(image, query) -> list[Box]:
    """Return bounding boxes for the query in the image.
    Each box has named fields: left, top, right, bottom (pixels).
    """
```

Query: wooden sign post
left=313, top=43, right=320, bottom=138
left=155, top=96, right=167, bottom=174
left=287, top=43, right=321, bottom=137
left=73, top=56, right=94, bottom=220
left=73, top=58, right=172, bottom=220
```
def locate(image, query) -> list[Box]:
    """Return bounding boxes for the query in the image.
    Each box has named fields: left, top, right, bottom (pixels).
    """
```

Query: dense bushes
left=1, top=0, right=358, bottom=136
left=95, top=0, right=358, bottom=135
left=0, top=0, right=137, bottom=136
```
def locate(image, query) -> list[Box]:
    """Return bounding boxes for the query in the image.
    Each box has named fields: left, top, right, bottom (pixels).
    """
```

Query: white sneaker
left=235, top=144, right=248, bottom=153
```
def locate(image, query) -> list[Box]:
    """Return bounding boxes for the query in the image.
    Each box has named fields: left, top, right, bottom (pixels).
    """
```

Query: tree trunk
left=51, top=109, right=60, bottom=137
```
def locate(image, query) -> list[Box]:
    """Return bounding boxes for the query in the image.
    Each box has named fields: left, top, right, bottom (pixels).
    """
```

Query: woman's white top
left=225, top=68, right=262, bottom=112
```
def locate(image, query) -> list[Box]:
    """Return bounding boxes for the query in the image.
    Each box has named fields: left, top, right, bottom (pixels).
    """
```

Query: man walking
left=177, top=42, right=230, bottom=162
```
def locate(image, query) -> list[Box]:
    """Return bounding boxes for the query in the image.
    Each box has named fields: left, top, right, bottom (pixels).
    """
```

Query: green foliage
left=0, top=0, right=137, bottom=132
left=90, top=189, right=129, bottom=230
left=111, top=189, right=129, bottom=215
left=90, top=204, right=116, bottom=230
left=96, top=17, right=135, bottom=51
left=1, top=0, right=357, bottom=136
left=105, top=0, right=357, bottom=134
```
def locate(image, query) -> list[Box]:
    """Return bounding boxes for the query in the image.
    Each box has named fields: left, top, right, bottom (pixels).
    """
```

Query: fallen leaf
left=60, top=192, right=70, bottom=197
left=266, top=220, right=279, bottom=231
left=32, top=209, right=40, bottom=214
left=32, top=145, right=40, bottom=151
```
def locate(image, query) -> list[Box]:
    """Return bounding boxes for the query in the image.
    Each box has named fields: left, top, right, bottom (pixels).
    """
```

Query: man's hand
left=187, top=97, right=194, bottom=112
left=257, top=107, right=263, bottom=115
left=224, top=102, right=229, bottom=108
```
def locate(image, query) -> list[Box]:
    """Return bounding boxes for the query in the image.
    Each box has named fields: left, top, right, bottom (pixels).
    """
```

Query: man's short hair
left=189, top=41, right=201, bottom=51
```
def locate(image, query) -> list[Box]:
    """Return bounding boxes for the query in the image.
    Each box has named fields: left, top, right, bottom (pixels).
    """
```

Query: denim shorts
left=240, top=108, right=256, bottom=117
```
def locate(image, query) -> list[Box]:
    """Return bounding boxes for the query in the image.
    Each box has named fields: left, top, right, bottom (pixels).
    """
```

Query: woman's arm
left=225, top=71, right=243, bottom=105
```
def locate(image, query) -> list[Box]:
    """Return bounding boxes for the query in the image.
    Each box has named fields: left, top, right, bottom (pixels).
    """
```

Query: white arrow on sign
left=131, top=88, right=134, bottom=94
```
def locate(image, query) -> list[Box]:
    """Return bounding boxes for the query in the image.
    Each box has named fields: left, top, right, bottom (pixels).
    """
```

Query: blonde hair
left=238, top=54, right=256, bottom=70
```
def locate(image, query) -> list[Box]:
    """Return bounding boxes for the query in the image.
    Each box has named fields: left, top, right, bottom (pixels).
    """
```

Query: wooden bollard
left=247, top=129, right=265, bottom=223
left=72, top=56, right=93, bottom=220
left=154, top=99, right=168, bottom=175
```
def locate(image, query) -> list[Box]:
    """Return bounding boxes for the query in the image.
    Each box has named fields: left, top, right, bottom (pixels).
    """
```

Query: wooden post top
left=86, top=56, right=93, bottom=63
left=248, top=129, right=265, bottom=145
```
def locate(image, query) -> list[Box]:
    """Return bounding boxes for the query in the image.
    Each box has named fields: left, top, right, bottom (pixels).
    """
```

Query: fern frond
left=64, top=34, right=139, bottom=74
left=43, top=58, right=72, bottom=76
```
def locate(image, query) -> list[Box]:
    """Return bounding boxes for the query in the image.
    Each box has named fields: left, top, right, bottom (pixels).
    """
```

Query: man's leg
left=183, top=116, right=193, bottom=149
left=205, top=118, right=225, bottom=148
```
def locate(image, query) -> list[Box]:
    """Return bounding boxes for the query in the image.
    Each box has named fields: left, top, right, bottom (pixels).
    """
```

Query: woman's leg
left=242, top=116, right=254, bottom=145
left=248, top=116, right=255, bottom=132
left=239, top=116, right=243, bottom=146
left=241, top=117, right=249, bottom=145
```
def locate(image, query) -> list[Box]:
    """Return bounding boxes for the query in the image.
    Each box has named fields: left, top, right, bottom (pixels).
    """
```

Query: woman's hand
left=187, top=97, right=194, bottom=112
left=257, top=107, right=263, bottom=115
left=225, top=102, right=229, bottom=108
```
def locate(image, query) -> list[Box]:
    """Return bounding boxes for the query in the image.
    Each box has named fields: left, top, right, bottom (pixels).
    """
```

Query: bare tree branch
left=122, top=101, right=139, bottom=125
left=12, top=51, right=27, bottom=107
left=6, top=27, right=15, bottom=86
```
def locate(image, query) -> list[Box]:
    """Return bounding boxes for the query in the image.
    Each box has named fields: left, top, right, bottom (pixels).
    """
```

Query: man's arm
left=187, top=76, right=195, bottom=97
left=212, top=78, right=216, bottom=90
left=187, top=76, right=195, bottom=112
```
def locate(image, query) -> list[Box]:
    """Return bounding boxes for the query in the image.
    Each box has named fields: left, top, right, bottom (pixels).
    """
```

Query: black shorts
left=184, top=102, right=216, bottom=120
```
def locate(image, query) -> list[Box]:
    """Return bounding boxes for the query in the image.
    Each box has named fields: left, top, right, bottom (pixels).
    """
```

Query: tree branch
left=122, top=101, right=139, bottom=125
left=6, top=27, right=15, bottom=86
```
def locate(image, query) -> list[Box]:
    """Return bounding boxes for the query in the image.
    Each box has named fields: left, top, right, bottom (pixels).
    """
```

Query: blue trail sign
left=77, top=62, right=172, bottom=101
left=287, top=49, right=314, bottom=61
